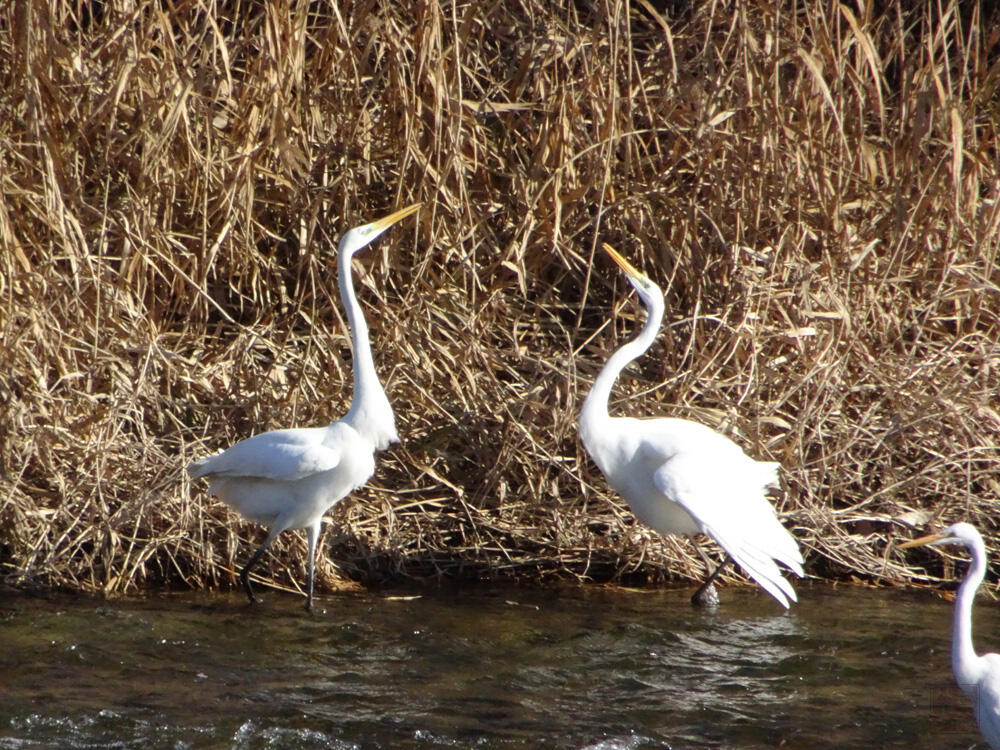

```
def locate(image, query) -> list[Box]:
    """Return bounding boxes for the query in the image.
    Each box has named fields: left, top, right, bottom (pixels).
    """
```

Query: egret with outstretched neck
left=579, top=243, right=803, bottom=608
left=900, top=522, right=1000, bottom=748
left=188, top=202, right=421, bottom=611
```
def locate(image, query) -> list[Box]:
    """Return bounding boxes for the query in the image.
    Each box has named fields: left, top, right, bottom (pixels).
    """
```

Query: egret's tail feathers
left=725, top=540, right=799, bottom=608
left=761, top=518, right=804, bottom=576
left=757, top=461, right=781, bottom=490
left=187, top=456, right=211, bottom=479
left=705, top=510, right=803, bottom=608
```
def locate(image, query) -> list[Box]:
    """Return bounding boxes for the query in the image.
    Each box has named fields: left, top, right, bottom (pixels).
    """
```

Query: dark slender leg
left=304, top=522, right=320, bottom=612
left=691, top=554, right=733, bottom=608
left=240, top=543, right=271, bottom=604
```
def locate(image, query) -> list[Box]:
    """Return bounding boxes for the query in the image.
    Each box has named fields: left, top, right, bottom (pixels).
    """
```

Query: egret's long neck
left=952, top=539, right=987, bottom=694
left=580, top=288, right=664, bottom=434
left=338, top=249, right=397, bottom=448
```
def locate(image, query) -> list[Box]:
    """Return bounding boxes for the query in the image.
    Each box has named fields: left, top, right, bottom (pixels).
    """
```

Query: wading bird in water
left=900, top=523, right=1000, bottom=748
left=188, top=202, right=422, bottom=611
left=578, top=243, right=803, bottom=608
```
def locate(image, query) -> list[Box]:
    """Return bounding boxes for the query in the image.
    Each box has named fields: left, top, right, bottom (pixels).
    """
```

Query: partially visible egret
left=578, top=243, right=803, bottom=608
left=900, top=522, right=1000, bottom=748
left=188, top=202, right=422, bottom=611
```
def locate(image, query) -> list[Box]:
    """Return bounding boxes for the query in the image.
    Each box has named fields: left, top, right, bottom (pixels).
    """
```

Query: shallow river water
left=0, top=583, right=990, bottom=748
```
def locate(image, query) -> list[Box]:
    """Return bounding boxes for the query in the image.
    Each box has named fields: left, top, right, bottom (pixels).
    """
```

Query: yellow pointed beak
left=899, top=532, right=947, bottom=549
left=602, top=243, right=644, bottom=280
left=371, top=202, right=423, bottom=231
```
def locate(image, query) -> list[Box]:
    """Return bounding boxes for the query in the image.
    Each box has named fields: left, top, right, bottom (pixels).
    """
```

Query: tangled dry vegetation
left=1, top=0, right=998, bottom=599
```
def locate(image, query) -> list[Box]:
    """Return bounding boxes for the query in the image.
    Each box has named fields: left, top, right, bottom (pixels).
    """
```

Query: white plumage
left=901, top=522, right=1000, bottom=748
left=579, top=243, right=803, bottom=608
left=188, top=203, right=421, bottom=610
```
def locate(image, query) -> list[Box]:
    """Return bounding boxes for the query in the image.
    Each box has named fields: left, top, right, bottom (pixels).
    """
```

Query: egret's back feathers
left=187, top=425, right=349, bottom=482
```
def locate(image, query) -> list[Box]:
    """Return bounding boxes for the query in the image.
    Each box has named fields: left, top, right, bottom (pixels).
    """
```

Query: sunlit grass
left=1, top=0, right=997, bottom=596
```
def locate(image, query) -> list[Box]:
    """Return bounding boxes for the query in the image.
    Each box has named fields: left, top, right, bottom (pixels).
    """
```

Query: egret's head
left=339, top=202, right=422, bottom=258
left=899, top=521, right=981, bottom=549
left=602, top=243, right=662, bottom=299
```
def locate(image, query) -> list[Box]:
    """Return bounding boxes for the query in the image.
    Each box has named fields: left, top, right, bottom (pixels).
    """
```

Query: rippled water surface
left=0, top=584, right=989, bottom=748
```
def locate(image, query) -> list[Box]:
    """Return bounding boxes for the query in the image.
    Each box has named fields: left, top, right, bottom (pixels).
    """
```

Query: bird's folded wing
left=190, top=431, right=342, bottom=481
left=652, top=456, right=802, bottom=608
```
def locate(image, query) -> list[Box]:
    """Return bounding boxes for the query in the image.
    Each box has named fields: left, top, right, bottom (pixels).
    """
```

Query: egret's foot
left=239, top=544, right=271, bottom=606
left=691, top=581, right=720, bottom=608
left=242, top=583, right=261, bottom=605
left=691, top=553, right=731, bottom=608
left=240, top=571, right=262, bottom=605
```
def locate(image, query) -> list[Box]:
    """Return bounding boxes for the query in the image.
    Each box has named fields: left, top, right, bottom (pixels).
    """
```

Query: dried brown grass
left=1, top=0, right=998, bottom=598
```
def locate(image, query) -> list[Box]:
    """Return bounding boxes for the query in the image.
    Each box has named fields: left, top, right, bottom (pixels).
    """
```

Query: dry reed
left=1, top=0, right=998, bottom=598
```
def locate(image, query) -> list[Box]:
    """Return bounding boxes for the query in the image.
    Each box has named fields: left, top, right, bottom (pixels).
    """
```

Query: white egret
left=188, top=202, right=422, bottom=611
left=579, top=243, right=803, bottom=608
left=900, top=522, right=1000, bottom=748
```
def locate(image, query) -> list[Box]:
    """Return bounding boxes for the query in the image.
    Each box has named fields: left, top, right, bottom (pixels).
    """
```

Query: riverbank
left=2, top=1, right=997, bottom=598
